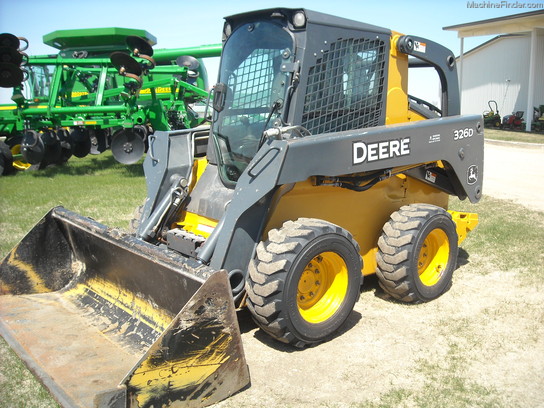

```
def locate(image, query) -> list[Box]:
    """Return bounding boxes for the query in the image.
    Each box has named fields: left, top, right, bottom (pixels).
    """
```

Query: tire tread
left=246, top=218, right=361, bottom=347
left=375, top=204, right=457, bottom=303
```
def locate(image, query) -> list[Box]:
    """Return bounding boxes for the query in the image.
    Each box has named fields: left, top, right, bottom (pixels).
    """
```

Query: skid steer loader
left=0, top=8, right=483, bottom=408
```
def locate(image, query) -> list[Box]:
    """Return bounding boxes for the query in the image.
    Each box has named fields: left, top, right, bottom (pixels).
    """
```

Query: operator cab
left=210, top=8, right=392, bottom=185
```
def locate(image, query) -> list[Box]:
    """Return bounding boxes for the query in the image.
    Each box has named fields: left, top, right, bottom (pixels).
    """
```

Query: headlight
left=292, top=11, right=306, bottom=28
left=223, top=23, right=232, bottom=40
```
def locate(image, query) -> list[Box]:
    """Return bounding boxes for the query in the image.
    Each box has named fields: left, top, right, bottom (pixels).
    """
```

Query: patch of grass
left=0, top=151, right=146, bottom=257
left=410, top=346, right=507, bottom=408
left=415, top=320, right=506, bottom=407
left=450, top=196, right=544, bottom=286
left=359, top=321, right=509, bottom=408
left=484, top=128, right=544, bottom=144
left=359, top=389, right=413, bottom=408
left=0, top=337, right=56, bottom=408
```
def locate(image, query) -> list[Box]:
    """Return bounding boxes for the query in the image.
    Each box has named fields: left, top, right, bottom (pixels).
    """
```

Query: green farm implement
left=0, top=28, right=221, bottom=174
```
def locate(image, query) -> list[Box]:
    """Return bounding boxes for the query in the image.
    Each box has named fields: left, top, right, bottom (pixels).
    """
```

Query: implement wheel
left=246, top=218, right=362, bottom=347
left=6, top=134, right=31, bottom=171
left=376, top=204, right=458, bottom=303
left=0, top=140, right=14, bottom=175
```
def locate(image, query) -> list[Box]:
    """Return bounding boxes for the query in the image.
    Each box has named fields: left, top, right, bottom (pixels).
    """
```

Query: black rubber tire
left=245, top=218, right=362, bottom=348
left=0, top=140, right=14, bottom=175
left=5, top=134, right=22, bottom=149
left=376, top=204, right=458, bottom=303
left=5, top=134, right=32, bottom=172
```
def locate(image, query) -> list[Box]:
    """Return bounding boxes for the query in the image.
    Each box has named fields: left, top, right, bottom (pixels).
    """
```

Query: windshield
left=212, top=21, right=293, bottom=184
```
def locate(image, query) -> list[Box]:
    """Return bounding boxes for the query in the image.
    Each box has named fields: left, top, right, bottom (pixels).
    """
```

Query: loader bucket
left=0, top=207, right=249, bottom=408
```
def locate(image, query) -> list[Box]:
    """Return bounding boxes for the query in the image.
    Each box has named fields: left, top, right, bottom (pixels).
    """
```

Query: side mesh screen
left=302, top=38, right=386, bottom=134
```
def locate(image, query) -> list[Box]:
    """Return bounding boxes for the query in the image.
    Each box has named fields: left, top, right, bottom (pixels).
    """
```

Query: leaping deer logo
left=467, top=165, right=478, bottom=185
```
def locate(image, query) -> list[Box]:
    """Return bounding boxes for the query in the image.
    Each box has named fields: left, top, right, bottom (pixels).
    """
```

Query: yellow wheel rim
left=297, top=252, right=348, bottom=324
left=418, top=228, right=450, bottom=287
left=10, top=144, right=31, bottom=170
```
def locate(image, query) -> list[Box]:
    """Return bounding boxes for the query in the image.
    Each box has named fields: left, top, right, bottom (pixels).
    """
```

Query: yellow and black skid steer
left=0, top=8, right=483, bottom=407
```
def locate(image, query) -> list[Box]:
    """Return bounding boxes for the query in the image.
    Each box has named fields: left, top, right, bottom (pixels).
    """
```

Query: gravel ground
left=483, top=140, right=544, bottom=212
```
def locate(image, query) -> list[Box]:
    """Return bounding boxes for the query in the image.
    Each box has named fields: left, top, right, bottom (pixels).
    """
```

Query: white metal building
left=444, top=10, right=544, bottom=130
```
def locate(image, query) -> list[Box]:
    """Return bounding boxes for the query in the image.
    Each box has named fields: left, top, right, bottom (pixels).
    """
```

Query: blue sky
left=0, top=0, right=537, bottom=104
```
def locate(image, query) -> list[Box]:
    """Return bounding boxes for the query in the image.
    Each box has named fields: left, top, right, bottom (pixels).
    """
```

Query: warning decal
left=414, top=41, right=426, bottom=53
